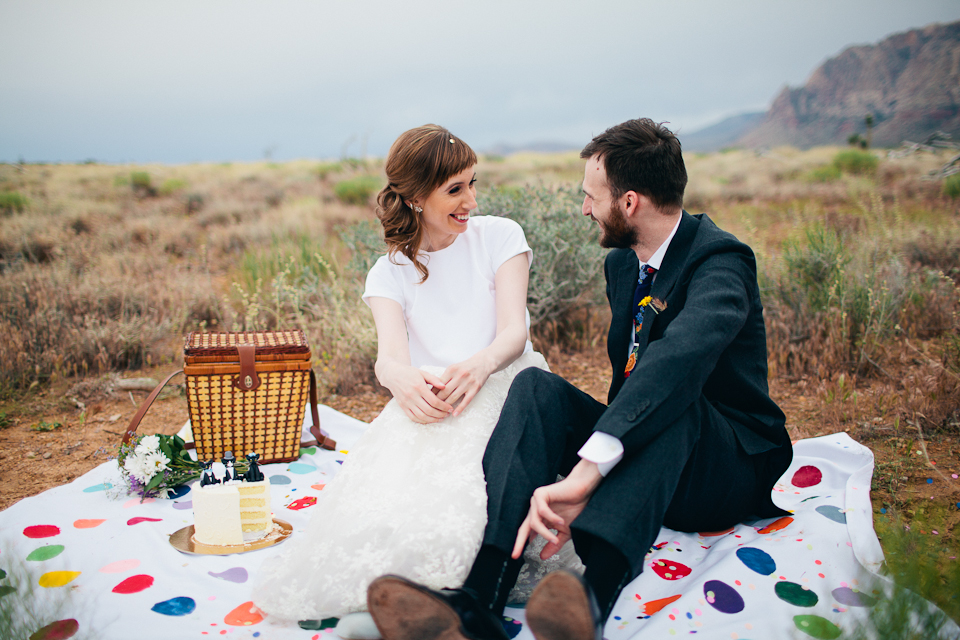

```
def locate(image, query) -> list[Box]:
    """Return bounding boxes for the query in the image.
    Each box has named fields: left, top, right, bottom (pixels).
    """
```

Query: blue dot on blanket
left=151, top=596, right=196, bottom=616
left=287, top=462, right=316, bottom=475
left=166, top=485, right=191, bottom=499
left=83, top=483, right=112, bottom=493
left=815, top=505, right=847, bottom=524
left=703, top=580, right=744, bottom=614
left=736, top=547, right=776, bottom=575
left=269, top=475, right=292, bottom=485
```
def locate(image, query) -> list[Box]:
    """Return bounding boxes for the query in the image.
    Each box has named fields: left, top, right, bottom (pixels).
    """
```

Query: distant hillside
left=739, top=20, right=960, bottom=149
left=681, top=112, right=765, bottom=152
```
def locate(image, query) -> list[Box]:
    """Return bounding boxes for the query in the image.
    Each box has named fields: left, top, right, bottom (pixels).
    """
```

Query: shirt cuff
left=577, top=432, right=624, bottom=477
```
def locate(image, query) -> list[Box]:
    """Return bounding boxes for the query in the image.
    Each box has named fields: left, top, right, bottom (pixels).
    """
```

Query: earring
left=414, top=205, right=423, bottom=213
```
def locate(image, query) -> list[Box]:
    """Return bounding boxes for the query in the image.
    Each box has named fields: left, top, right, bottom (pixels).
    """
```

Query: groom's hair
left=580, top=118, right=686, bottom=211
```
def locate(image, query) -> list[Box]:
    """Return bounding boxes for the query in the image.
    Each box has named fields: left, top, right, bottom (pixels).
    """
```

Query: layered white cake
left=193, top=479, right=273, bottom=546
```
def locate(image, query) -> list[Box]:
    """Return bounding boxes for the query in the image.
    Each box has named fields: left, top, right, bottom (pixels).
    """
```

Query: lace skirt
left=253, top=351, right=579, bottom=621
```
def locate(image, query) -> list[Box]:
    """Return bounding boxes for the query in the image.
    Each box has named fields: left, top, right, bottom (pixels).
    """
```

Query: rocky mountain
left=738, top=20, right=960, bottom=149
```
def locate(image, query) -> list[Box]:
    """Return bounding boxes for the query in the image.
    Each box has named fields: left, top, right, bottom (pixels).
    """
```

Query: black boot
left=367, top=575, right=509, bottom=640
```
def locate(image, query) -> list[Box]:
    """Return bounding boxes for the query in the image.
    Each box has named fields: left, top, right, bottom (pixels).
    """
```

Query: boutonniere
left=638, top=296, right=667, bottom=314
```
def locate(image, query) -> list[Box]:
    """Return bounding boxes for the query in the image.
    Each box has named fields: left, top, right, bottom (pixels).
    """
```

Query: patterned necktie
left=624, top=264, right=657, bottom=378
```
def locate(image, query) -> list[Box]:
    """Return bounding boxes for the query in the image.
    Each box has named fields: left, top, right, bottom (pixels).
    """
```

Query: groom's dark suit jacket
left=596, top=211, right=790, bottom=482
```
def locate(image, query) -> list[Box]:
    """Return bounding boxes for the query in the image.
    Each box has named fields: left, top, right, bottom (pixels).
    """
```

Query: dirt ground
left=1, top=348, right=957, bottom=554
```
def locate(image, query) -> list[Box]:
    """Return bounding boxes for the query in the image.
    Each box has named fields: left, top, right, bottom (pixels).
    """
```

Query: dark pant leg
left=573, top=395, right=764, bottom=590
left=480, top=367, right=607, bottom=553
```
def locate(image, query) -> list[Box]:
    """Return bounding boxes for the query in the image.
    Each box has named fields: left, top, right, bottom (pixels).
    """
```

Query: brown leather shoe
left=525, top=571, right=602, bottom=640
left=367, top=575, right=509, bottom=640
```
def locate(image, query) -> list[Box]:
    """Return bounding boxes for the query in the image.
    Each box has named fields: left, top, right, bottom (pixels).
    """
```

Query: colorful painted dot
left=126, top=517, right=162, bottom=526
left=73, top=519, right=106, bottom=529
left=209, top=567, right=248, bottom=583
left=791, top=465, right=823, bottom=488
left=172, top=501, right=193, bottom=511
left=815, top=505, right=846, bottom=524
left=26, top=545, right=65, bottom=562
left=123, top=498, right=155, bottom=508
left=152, top=596, right=197, bottom=616
left=269, top=475, right=291, bottom=485
left=880, top=508, right=886, bottom=514
left=832, top=587, right=877, bottom=607
left=167, top=485, right=191, bottom=499
left=757, top=517, right=793, bottom=534
left=775, top=581, right=819, bottom=607
left=736, top=547, right=776, bottom=575
left=927, top=478, right=933, bottom=484
left=299, top=447, right=317, bottom=456
left=640, top=594, right=682, bottom=615
left=311, top=484, right=326, bottom=490
left=650, top=560, right=691, bottom=581
left=38, top=571, right=81, bottom=588
left=793, top=614, right=841, bottom=639
left=224, top=601, right=264, bottom=626
left=287, top=462, right=316, bottom=475
left=27, top=618, right=79, bottom=640
left=82, top=483, right=111, bottom=493
left=99, top=559, right=140, bottom=573
left=703, top=580, right=744, bottom=614
left=23, top=525, right=60, bottom=539
left=112, top=574, right=154, bottom=594
left=286, top=496, right=318, bottom=510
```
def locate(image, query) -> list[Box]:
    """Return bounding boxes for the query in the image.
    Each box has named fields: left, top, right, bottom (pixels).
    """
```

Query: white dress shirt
left=577, top=215, right=682, bottom=476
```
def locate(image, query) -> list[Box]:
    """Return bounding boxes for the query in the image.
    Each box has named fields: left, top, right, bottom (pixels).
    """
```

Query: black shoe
left=367, top=575, right=509, bottom=640
left=526, top=571, right=602, bottom=640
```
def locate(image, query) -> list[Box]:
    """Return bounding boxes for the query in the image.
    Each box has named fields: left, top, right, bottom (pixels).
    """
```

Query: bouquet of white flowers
left=117, top=433, right=247, bottom=500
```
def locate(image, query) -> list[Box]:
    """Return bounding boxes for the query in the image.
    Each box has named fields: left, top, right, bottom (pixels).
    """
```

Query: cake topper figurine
left=222, top=451, right=237, bottom=482
left=199, top=459, right=219, bottom=486
left=244, top=452, right=264, bottom=482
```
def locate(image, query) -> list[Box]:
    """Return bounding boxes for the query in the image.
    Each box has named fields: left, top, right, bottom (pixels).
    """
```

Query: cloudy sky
left=2, top=0, right=959, bottom=163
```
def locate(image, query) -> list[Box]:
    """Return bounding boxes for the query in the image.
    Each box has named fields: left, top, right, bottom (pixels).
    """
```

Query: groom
left=366, top=118, right=793, bottom=640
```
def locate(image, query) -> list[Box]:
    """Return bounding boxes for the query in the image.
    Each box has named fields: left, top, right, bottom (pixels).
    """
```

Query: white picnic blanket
left=0, top=408, right=950, bottom=639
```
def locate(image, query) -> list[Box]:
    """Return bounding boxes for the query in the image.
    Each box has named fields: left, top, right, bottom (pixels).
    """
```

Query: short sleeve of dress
left=483, top=217, right=533, bottom=273
left=362, top=256, right=404, bottom=309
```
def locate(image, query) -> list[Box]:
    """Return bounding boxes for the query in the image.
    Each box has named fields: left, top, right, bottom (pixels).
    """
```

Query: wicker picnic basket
left=122, top=329, right=336, bottom=464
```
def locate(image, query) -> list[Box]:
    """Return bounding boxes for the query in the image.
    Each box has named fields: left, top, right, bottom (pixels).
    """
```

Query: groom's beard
left=599, top=203, right=637, bottom=249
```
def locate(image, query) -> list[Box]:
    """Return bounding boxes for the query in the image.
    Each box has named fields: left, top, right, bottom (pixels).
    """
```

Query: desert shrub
left=943, top=173, right=960, bottom=199
left=159, top=178, right=187, bottom=195
left=184, top=192, right=205, bottom=214
left=315, top=162, right=343, bottom=180
left=781, top=224, right=848, bottom=312
left=0, top=191, right=28, bottom=215
left=130, top=171, right=156, bottom=197
left=479, top=184, right=606, bottom=347
left=833, top=149, right=879, bottom=175
left=804, top=164, right=841, bottom=183
left=337, top=219, right=384, bottom=276
left=333, top=175, right=382, bottom=206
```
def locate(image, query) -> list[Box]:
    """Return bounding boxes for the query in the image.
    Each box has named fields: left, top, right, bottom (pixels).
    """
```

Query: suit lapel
left=610, top=251, right=639, bottom=374
left=635, top=211, right=699, bottom=352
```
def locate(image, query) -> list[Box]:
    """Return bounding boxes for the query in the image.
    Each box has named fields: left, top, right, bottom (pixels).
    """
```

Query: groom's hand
left=512, top=460, right=604, bottom=561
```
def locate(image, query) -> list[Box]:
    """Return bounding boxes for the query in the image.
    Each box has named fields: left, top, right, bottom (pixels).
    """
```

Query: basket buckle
left=232, top=344, right=261, bottom=391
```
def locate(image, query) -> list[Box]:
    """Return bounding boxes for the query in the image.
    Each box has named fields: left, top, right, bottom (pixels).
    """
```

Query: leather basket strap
left=302, top=369, right=337, bottom=451
left=121, top=370, right=184, bottom=447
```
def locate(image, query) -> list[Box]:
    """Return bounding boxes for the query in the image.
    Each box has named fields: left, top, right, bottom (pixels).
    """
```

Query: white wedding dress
left=254, top=350, right=580, bottom=620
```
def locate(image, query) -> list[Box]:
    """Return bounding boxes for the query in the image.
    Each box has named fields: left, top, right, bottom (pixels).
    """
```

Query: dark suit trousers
left=482, top=367, right=780, bottom=583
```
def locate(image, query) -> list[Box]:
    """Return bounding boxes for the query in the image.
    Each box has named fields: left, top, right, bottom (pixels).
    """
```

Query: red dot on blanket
left=26, top=618, right=79, bottom=640
left=24, top=525, right=60, bottom=539
left=112, top=574, right=154, bottom=594
left=791, top=465, right=823, bottom=488
left=650, top=560, right=691, bottom=580
left=126, top=517, right=162, bottom=525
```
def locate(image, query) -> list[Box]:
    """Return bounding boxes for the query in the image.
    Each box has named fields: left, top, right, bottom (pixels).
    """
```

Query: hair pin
left=449, top=139, right=454, bottom=144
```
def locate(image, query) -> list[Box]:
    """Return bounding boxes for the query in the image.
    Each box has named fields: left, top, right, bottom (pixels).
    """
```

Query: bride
left=254, top=125, right=568, bottom=636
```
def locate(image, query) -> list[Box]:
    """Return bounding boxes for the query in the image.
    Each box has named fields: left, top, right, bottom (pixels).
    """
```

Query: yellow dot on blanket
left=39, top=571, right=81, bottom=588
left=339, top=450, right=349, bottom=454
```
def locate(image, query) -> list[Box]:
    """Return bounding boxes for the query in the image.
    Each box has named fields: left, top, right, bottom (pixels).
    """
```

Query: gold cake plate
left=169, top=518, right=292, bottom=555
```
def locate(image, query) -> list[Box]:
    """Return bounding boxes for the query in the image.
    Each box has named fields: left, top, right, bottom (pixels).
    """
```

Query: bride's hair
left=376, top=124, right=477, bottom=283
